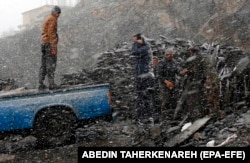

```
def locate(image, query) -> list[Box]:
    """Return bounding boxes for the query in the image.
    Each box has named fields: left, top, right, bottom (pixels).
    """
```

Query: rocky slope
left=0, top=0, right=250, bottom=88
left=0, top=36, right=249, bottom=163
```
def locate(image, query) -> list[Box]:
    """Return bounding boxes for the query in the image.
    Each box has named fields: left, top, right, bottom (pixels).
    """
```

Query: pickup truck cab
left=0, top=83, right=112, bottom=145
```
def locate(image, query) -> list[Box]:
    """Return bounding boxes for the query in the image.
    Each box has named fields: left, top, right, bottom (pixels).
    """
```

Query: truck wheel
left=33, top=109, right=77, bottom=147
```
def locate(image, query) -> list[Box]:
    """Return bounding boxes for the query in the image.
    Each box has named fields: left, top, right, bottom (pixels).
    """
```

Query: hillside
left=0, top=0, right=250, bottom=88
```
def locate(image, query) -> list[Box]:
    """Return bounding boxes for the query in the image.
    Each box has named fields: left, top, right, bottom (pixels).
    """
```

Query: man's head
left=132, top=33, right=145, bottom=44
left=52, top=5, right=61, bottom=16
left=133, top=33, right=141, bottom=38
left=152, top=56, right=159, bottom=67
left=165, top=48, right=175, bottom=60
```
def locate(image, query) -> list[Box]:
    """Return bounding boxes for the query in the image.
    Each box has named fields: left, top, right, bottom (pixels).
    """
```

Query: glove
left=182, top=69, right=189, bottom=75
left=164, top=80, right=174, bottom=89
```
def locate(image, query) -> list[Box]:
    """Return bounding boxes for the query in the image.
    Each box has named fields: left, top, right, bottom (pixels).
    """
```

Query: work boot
left=49, top=84, right=61, bottom=90
left=38, top=84, right=47, bottom=91
left=144, top=117, right=154, bottom=130
left=136, top=120, right=146, bottom=133
left=148, top=117, right=154, bottom=128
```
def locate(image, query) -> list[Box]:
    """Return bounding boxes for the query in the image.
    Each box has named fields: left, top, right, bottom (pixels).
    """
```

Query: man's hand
left=136, top=39, right=143, bottom=44
left=182, top=69, right=189, bottom=75
left=164, top=80, right=174, bottom=89
left=51, top=47, right=57, bottom=55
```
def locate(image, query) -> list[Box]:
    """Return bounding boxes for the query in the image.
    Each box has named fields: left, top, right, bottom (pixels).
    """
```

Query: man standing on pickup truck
left=38, top=5, right=61, bottom=90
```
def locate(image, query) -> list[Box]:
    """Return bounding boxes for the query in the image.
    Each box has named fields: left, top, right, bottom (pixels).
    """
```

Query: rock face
left=0, top=0, right=250, bottom=88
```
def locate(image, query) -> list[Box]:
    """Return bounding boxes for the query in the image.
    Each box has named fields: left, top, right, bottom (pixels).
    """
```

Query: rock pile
left=59, top=35, right=250, bottom=147
left=60, top=35, right=250, bottom=121
left=0, top=79, right=18, bottom=91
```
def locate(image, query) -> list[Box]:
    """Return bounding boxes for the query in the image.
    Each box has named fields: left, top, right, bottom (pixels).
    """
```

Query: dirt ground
left=1, top=110, right=250, bottom=163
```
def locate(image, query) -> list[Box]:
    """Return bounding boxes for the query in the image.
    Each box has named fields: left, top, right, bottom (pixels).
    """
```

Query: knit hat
left=165, top=48, right=176, bottom=55
left=52, top=5, right=61, bottom=14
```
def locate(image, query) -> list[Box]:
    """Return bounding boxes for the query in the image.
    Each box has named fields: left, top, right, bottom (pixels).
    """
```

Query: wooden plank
left=0, top=83, right=110, bottom=99
left=164, top=116, right=211, bottom=147
left=0, top=87, right=37, bottom=97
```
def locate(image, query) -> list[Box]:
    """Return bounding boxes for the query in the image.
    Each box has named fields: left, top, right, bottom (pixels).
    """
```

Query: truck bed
left=0, top=83, right=108, bottom=99
left=0, top=83, right=112, bottom=133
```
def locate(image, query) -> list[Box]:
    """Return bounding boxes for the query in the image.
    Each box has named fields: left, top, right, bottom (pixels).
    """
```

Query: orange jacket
left=41, top=14, right=58, bottom=51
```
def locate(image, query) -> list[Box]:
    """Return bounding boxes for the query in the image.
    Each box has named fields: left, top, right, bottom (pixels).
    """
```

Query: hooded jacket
left=131, top=40, right=153, bottom=77
left=41, top=14, right=58, bottom=51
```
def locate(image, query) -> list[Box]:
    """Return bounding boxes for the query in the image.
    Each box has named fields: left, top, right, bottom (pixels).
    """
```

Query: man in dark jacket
left=131, top=33, right=154, bottom=129
left=183, top=45, right=220, bottom=120
left=158, top=48, right=180, bottom=120
left=131, top=34, right=153, bottom=77
left=38, top=5, right=61, bottom=90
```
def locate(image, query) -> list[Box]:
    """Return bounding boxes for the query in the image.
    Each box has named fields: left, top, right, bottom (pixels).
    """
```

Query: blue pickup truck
left=0, top=83, right=112, bottom=145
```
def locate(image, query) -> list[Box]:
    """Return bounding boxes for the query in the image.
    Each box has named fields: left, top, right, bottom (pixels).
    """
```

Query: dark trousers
left=135, top=77, right=154, bottom=122
left=159, top=85, right=177, bottom=117
left=152, top=84, right=161, bottom=121
left=39, top=43, right=57, bottom=87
